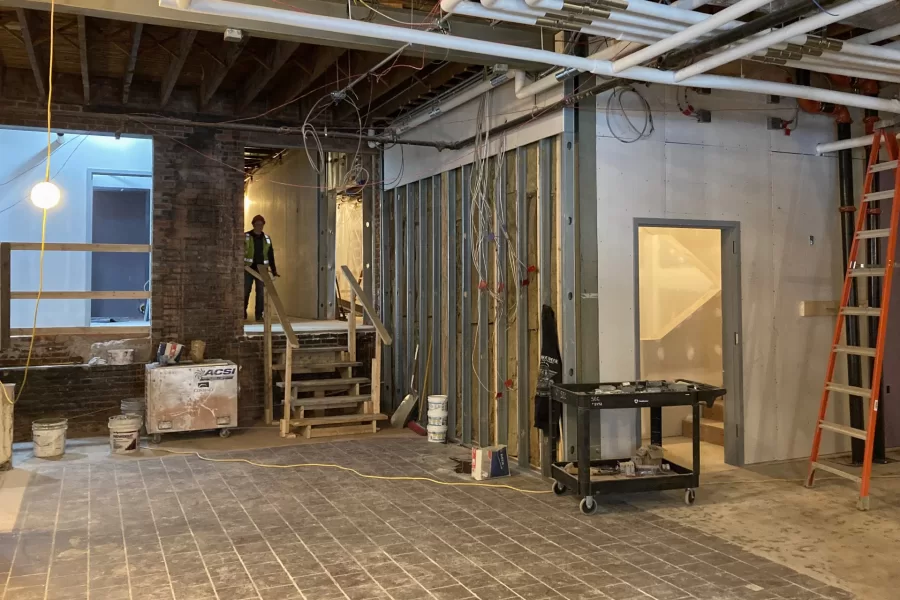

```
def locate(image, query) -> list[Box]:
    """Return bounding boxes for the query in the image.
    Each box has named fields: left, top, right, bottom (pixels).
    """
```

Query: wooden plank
left=293, top=413, right=387, bottom=426
left=371, top=342, right=382, bottom=432
left=200, top=37, right=248, bottom=108
left=800, top=300, right=839, bottom=317
left=302, top=424, right=374, bottom=439
left=274, top=361, right=362, bottom=371
left=11, top=326, right=149, bottom=336
left=340, top=265, right=392, bottom=345
left=292, top=395, right=370, bottom=409
left=257, top=267, right=299, bottom=349
left=16, top=9, right=45, bottom=98
left=160, top=29, right=197, bottom=107
left=9, top=243, right=150, bottom=252
left=77, top=15, right=90, bottom=104
left=0, top=243, right=9, bottom=351
left=280, top=377, right=368, bottom=390
left=264, top=295, right=273, bottom=425
left=348, top=288, right=357, bottom=361
left=238, top=39, right=300, bottom=112
left=122, top=23, right=143, bottom=104
left=281, top=341, right=292, bottom=437
left=10, top=291, right=150, bottom=300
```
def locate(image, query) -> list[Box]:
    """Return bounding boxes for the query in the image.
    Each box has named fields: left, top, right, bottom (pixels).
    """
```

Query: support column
left=446, top=170, right=459, bottom=440
left=432, top=175, right=443, bottom=397
left=461, top=165, right=474, bottom=445
left=393, top=186, right=406, bottom=411
left=418, top=179, right=430, bottom=406
left=495, top=155, right=509, bottom=446
left=362, top=156, right=374, bottom=326
left=560, top=81, right=578, bottom=459
left=516, top=146, right=530, bottom=468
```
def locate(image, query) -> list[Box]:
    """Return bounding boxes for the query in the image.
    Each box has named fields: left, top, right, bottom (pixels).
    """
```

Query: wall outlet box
left=472, top=445, right=510, bottom=480
left=223, top=28, right=244, bottom=42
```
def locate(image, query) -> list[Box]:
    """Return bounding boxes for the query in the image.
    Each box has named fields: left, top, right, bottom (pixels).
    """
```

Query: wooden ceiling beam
left=77, top=14, right=89, bottom=104
left=370, top=62, right=471, bottom=120
left=200, top=36, right=248, bottom=109
left=237, top=39, right=300, bottom=113
left=335, top=54, right=429, bottom=122
left=122, top=22, right=142, bottom=104
left=160, top=28, right=197, bottom=107
left=15, top=8, right=46, bottom=98
left=270, top=45, right=345, bottom=111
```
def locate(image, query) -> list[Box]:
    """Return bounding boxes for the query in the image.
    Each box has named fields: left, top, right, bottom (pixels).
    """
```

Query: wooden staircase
left=683, top=397, right=725, bottom=446
left=250, top=264, right=392, bottom=440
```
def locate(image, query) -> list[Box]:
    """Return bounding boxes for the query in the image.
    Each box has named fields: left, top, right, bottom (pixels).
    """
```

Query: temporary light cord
left=149, top=447, right=553, bottom=494
left=2, top=0, right=55, bottom=407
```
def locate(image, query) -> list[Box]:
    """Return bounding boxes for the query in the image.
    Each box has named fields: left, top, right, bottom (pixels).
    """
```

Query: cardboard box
left=472, top=445, right=510, bottom=480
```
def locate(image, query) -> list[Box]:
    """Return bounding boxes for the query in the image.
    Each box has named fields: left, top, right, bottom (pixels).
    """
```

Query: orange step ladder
left=806, top=127, right=900, bottom=511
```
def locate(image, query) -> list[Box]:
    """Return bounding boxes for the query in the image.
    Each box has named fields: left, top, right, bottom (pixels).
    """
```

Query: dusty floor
left=1, top=432, right=896, bottom=600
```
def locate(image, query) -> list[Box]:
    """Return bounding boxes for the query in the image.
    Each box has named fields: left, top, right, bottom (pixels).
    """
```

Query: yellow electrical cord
left=2, top=0, right=55, bottom=406
left=150, top=447, right=553, bottom=494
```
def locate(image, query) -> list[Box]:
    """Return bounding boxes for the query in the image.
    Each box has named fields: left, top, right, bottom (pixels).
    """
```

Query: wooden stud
left=76, top=15, right=89, bottom=105
left=0, top=243, right=9, bottom=351
left=200, top=36, right=248, bottom=108
left=16, top=9, right=45, bottom=99
left=160, top=29, right=197, bottom=107
left=123, top=23, right=143, bottom=104
left=264, top=294, right=273, bottom=425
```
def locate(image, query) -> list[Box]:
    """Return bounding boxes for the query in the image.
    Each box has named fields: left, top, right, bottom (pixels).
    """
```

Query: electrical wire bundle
left=605, top=85, right=655, bottom=143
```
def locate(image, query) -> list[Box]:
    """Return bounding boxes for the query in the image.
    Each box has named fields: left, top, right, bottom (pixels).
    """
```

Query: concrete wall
left=594, top=86, right=849, bottom=464
left=0, top=129, right=153, bottom=328
left=244, top=150, right=319, bottom=319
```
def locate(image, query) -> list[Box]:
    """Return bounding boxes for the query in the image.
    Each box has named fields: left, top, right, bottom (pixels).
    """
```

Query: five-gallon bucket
left=109, top=414, right=142, bottom=454
left=427, top=395, right=448, bottom=414
left=32, top=418, right=68, bottom=458
left=426, top=424, right=447, bottom=443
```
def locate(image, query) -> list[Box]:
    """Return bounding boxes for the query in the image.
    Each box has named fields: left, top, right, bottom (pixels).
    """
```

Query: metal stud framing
left=406, top=183, right=417, bottom=399
left=379, top=174, right=394, bottom=410
left=393, top=187, right=405, bottom=410
left=362, top=155, right=374, bottom=326
left=495, top=155, right=509, bottom=446
left=538, top=137, right=554, bottom=475
left=446, top=170, right=459, bottom=441
left=431, top=174, right=443, bottom=398
left=560, top=100, right=578, bottom=458
left=516, top=146, right=530, bottom=468
left=478, top=198, right=490, bottom=448
left=418, top=179, right=429, bottom=403
left=461, top=164, right=474, bottom=445
left=317, top=152, right=330, bottom=320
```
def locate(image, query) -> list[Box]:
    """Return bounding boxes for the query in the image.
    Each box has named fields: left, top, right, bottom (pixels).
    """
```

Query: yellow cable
left=149, top=447, right=553, bottom=494
left=2, top=0, right=54, bottom=406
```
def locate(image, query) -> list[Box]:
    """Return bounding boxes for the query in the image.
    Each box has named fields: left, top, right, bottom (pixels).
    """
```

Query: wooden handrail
left=245, top=266, right=298, bottom=349
left=340, top=265, right=392, bottom=346
left=10, top=243, right=151, bottom=252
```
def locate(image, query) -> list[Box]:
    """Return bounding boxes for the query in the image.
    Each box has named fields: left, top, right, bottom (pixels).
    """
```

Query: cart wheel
left=552, top=482, right=567, bottom=496
left=219, top=428, right=231, bottom=439
left=579, top=497, right=598, bottom=516
left=684, top=489, right=696, bottom=506
left=150, top=433, right=162, bottom=445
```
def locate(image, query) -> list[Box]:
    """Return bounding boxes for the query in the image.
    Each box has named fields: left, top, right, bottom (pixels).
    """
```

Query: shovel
left=390, top=345, right=419, bottom=428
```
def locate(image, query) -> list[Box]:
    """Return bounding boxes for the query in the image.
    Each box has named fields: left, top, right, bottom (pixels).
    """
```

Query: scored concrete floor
left=0, top=436, right=880, bottom=600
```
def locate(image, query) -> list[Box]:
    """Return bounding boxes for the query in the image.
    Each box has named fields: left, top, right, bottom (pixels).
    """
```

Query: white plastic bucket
left=427, top=395, right=448, bottom=414
left=426, top=424, right=447, bottom=443
left=32, top=418, right=68, bottom=458
left=109, top=415, right=142, bottom=454
left=107, top=349, right=134, bottom=365
left=427, top=409, right=448, bottom=427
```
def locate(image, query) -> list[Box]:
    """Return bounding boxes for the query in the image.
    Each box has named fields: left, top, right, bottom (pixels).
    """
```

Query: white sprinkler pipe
left=673, top=0, right=894, bottom=82
left=816, top=135, right=875, bottom=154
left=849, top=23, right=900, bottom=45
left=161, top=0, right=900, bottom=114
left=611, top=0, right=772, bottom=73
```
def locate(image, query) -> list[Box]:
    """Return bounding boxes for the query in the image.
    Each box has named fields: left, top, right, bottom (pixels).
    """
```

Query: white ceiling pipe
left=672, top=0, right=712, bottom=7
left=836, top=39, right=900, bottom=62
left=606, top=11, right=688, bottom=34
left=673, top=0, right=894, bottom=82
left=819, top=51, right=900, bottom=75
left=161, top=0, right=900, bottom=114
left=611, top=0, right=773, bottom=73
left=849, top=23, right=900, bottom=44
left=784, top=59, right=900, bottom=85
left=816, top=135, right=875, bottom=154
left=449, top=0, right=538, bottom=23
left=481, top=0, right=545, bottom=17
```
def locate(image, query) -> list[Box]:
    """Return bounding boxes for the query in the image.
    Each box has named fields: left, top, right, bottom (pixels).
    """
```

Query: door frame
left=632, top=218, right=745, bottom=467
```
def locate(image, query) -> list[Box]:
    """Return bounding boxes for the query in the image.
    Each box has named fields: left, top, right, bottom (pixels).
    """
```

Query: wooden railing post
left=349, top=288, right=357, bottom=361
left=263, top=294, right=273, bottom=425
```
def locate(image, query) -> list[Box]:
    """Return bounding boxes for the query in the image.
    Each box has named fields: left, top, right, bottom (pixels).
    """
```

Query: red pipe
left=797, top=99, right=852, bottom=124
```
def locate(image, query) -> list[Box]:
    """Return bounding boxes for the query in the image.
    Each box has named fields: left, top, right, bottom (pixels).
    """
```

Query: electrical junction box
left=223, top=28, right=244, bottom=42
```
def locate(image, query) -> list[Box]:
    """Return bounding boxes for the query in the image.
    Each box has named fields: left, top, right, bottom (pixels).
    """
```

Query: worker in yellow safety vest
left=244, top=214, right=278, bottom=321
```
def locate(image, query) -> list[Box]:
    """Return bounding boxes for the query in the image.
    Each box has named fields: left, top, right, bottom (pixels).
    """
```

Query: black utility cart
left=549, top=380, right=724, bottom=515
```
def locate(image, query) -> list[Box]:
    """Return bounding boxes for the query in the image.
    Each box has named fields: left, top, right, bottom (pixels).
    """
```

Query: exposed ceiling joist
left=76, top=14, right=89, bottom=104
left=15, top=8, right=45, bottom=98
left=2, top=0, right=540, bottom=66
left=122, top=22, right=143, bottom=104
left=335, top=54, right=431, bottom=122
left=160, top=28, right=197, bottom=107
left=200, top=36, right=248, bottom=108
left=270, top=45, right=345, bottom=111
left=371, top=62, right=472, bottom=120
left=238, top=39, right=299, bottom=112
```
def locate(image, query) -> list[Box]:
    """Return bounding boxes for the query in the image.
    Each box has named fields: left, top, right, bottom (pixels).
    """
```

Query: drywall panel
left=384, top=80, right=564, bottom=187
left=596, top=85, right=846, bottom=464
left=244, top=150, right=318, bottom=319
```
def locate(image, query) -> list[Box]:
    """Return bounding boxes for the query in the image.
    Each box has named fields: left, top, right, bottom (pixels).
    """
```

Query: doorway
left=635, top=220, right=744, bottom=468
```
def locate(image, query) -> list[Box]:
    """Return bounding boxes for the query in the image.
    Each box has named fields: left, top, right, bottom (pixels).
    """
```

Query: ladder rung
left=841, top=307, right=882, bottom=317
left=833, top=345, right=876, bottom=358
left=870, top=160, right=898, bottom=173
left=826, top=382, right=872, bottom=398
left=857, top=229, right=890, bottom=240
left=864, top=190, right=895, bottom=202
left=818, top=420, right=868, bottom=440
left=811, top=461, right=862, bottom=484
left=850, top=267, right=886, bottom=277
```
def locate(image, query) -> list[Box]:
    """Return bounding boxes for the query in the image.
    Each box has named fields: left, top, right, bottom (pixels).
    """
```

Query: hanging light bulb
left=30, top=181, right=61, bottom=209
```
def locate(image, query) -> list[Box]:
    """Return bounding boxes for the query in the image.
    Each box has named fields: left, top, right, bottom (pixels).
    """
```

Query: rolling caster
left=684, top=488, right=696, bottom=505
left=150, top=433, right=162, bottom=444
left=579, top=497, right=598, bottom=516
left=552, top=481, right=567, bottom=496
left=219, top=428, right=231, bottom=439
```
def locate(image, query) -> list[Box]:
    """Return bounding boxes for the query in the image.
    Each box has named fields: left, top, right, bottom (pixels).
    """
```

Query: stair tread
left=291, top=395, right=371, bottom=408
left=293, top=413, right=387, bottom=426
left=818, top=420, right=868, bottom=440
left=273, top=361, right=361, bottom=371
left=274, top=346, right=348, bottom=354
left=276, top=377, right=369, bottom=389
